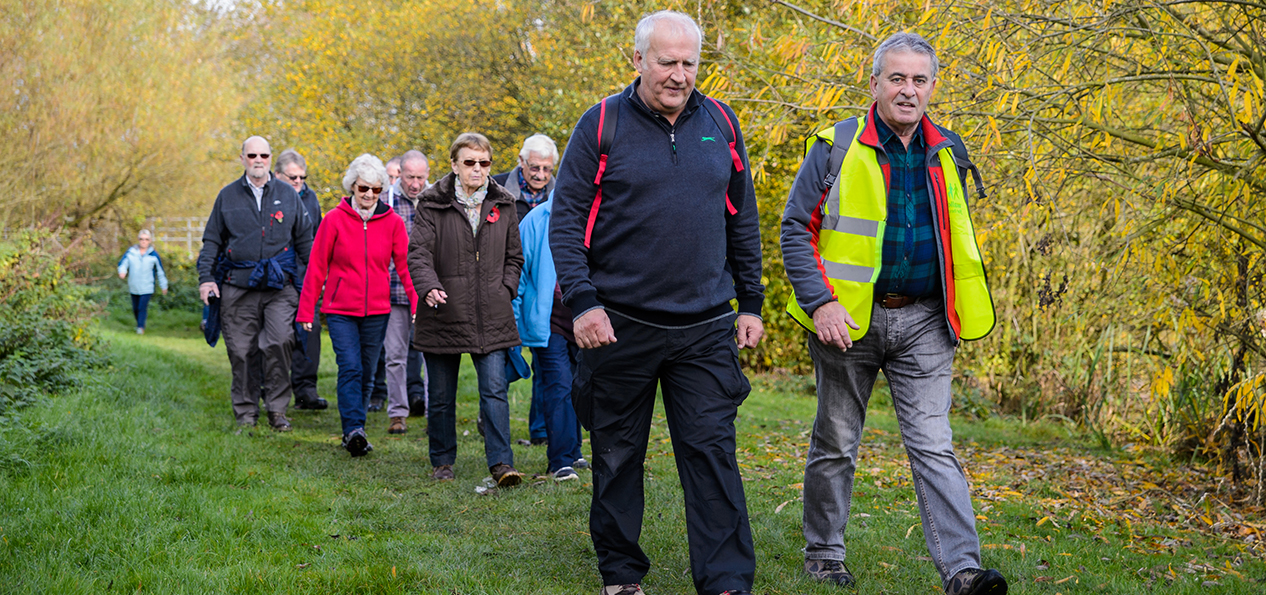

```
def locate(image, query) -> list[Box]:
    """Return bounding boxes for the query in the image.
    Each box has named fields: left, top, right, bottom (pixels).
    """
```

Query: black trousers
left=291, top=315, right=321, bottom=402
left=574, top=311, right=755, bottom=595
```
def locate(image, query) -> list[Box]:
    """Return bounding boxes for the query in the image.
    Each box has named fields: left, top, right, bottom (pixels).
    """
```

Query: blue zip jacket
left=118, top=245, right=169, bottom=295
left=550, top=80, right=764, bottom=326
left=512, top=195, right=556, bottom=348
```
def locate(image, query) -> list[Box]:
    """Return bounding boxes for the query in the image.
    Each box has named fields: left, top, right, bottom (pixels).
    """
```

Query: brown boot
left=267, top=411, right=292, bottom=432
left=431, top=465, right=455, bottom=481
left=490, top=463, right=523, bottom=487
left=388, top=416, right=407, bottom=434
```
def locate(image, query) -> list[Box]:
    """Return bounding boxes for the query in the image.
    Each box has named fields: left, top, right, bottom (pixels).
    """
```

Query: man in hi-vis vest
left=780, top=33, right=1005, bottom=595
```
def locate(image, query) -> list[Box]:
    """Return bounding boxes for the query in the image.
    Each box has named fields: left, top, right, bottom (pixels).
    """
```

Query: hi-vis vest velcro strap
left=583, top=94, right=744, bottom=249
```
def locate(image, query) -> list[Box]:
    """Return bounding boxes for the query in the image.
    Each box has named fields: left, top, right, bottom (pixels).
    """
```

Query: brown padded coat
left=408, top=173, right=523, bottom=354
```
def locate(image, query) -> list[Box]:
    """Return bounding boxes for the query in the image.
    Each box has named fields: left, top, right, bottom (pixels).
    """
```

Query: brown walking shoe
left=489, top=463, right=523, bottom=487
left=388, top=416, right=407, bottom=434
left=267, top=411, right=292, bottom=432
left=431, top=465, right=455, bottom=481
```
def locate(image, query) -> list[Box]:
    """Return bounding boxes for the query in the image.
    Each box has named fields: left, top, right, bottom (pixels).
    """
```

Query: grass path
left=0, top=306, right=1263, bottom=593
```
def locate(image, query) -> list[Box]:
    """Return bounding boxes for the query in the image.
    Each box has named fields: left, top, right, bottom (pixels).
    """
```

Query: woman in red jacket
left=298, top=154, right=418, bottom=456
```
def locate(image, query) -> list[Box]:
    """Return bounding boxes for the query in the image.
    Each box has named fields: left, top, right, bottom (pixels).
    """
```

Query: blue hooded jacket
left=512, top=195, right=556, bottom=349
left=118, top=245, right=169, bottom=296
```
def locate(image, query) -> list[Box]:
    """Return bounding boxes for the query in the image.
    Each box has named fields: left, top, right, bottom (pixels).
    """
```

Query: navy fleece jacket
left=550, top=80, right=764, bottom=326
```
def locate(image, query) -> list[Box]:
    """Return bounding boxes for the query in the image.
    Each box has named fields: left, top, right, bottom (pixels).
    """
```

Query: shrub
left=0, top=230, right=106, bottom=420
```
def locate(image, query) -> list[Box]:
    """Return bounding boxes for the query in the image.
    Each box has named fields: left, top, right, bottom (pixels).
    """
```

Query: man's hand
left=425, top=288, right=448, bottom=307
left=199, top=282, right=219, bottom=305
left=574, top=308, right=617, bottom=349
left=161, top=288, right=168, bottom=296
left=118, top=272, right=126, bottom=279
left=812, top=301, right=860, bottom=351
left=301, top=322, right=313, bottom=332
left=736, top=314, right=764, bottom=349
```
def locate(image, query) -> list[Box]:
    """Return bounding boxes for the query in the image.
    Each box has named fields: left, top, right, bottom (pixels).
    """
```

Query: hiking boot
left=945, top=568, right=1007, bottom=595
left=431, top=465, right=455, bottom=481
left=388, top=416, right=407, bottom=434
left=294, top=394, right=329, bottom=410
left=805, top=559, right=855, bottom=587
left=136, top=327, right=145, bottom=335
left=553, top=466, right=579, bottom=482
left=490, top=463, right=523, bottom=487
left=234, top=419, right=256, bottom=436
left=530, top=436, right=548, bottom=446
left=600, top=585, right=644, bottom=595
left=367, top=397, right=384, bottom=412
left=573, top=457, right=589, bottom=470
left=408, top=399, right=427, bottom=417
left=342, top=428, right=372, bottom=457
left=267, top=411, right=292, bottom=432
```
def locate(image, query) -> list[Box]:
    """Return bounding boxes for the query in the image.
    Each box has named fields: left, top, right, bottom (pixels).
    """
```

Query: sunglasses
left=283, top=173, right=307, bottom=181
left=245, top=153, right=271, bottom=159
left=356, top=185, right=384, bottom=195
left=461, top=159, right=493, bottom=169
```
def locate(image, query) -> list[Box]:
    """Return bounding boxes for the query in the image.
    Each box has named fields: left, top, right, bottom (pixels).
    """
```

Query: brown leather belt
left=876, top=293, right=917, bottom=309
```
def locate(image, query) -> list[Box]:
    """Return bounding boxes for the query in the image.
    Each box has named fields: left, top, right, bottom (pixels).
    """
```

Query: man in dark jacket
left=275, top=148, right=328, bottom=411
left=199, top=136, right=315, bottom=432
left=549, top=11, right=764, bottom=595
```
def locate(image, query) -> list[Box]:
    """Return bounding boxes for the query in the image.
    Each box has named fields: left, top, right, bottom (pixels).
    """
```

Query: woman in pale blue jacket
left=117, top=229, right=168, bottom=334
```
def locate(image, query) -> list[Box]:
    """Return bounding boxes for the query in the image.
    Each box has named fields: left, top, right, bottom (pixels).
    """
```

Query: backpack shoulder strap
left=823, top=117, right=860, bottom=190
left=702, top=96, right=745, bottom=174
left=585, top=94, right=621, bottom=249
left=948, top=133, right=987, bottom=200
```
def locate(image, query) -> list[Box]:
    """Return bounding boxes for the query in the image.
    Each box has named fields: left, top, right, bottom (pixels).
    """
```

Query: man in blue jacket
left=276, top=148, right=328, bottom=411
left=550, top=11, right=764, bottom=595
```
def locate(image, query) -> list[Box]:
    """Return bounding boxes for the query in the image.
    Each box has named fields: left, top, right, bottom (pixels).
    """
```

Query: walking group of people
left=173, top=10, right=1008, bottom=595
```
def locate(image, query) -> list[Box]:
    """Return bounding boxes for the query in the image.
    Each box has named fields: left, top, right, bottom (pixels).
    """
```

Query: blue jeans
left=326, top=313, right=390, bottom=436
left=802, top=297, right=981, bottom=587
left=131, top=293, right=152, bottom=329
left=425, top=350, right=514, bottom=469
left=532, top=333, right=583, bottom=472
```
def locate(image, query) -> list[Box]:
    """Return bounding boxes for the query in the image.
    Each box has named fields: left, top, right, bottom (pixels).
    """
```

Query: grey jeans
left=383, top=304, right=426, bottom=418
left=220, top=284, right=298, bottom=424
left=802, top=297, right=981, bottom=586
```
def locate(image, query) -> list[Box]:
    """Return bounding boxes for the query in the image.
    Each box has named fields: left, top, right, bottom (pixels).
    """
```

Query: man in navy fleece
left=549, top=10, right=764, bottom=595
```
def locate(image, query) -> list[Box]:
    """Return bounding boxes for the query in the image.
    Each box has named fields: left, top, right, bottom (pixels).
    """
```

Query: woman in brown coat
left=409, top=132, right=525, bottom=486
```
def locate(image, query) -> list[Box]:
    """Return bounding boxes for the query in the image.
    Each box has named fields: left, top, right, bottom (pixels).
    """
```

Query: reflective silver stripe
left=822, top=260, right=875, bottom=283
left=821, top=215, right=880, bottom=237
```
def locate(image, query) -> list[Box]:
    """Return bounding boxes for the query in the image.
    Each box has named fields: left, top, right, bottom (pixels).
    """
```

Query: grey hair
left=341, top=154, right=389, bottom=192
left=634, top=10, right=703, bottom=61
left=399, top=150, right=429, bottom=168
left=137, top=229, right=153, bottom=240
left=872, top=32, right=939, bottom=79
left=385, top=156, right=402, bottom=171
left=274, top=148, right=306, bottom=173
left=518, top=134, right=558, bottom=164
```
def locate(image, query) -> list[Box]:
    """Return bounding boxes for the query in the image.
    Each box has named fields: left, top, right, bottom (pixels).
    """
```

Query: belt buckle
left=880, top=293, right=909, bottom=309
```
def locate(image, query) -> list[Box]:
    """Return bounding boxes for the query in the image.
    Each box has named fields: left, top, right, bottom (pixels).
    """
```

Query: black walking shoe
left=945, top=568, right=1007, bottom=595
left=805, top=559, right=855, bottom=587
left=342, top=428, right=373, bottom=457
left=367, top=397, right=384, bottom=412
left=294, top=395, right=328, bottom=410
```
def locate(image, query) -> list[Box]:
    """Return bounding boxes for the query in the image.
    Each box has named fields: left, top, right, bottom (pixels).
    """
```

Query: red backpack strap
left=585, top=95, right=620, bottom=249
left=702, top=96, right=743, bottom=216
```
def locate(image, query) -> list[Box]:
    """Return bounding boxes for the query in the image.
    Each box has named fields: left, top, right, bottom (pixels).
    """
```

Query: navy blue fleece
left=550, top=81, right=764, bottom=326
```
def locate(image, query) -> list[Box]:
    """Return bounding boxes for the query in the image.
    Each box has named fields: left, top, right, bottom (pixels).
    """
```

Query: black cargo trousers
left=574, top=309, right=755, bottom=595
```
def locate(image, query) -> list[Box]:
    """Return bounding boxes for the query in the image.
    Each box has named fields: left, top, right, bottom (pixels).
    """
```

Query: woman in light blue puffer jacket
left=117, top=229, right=169, bottom=334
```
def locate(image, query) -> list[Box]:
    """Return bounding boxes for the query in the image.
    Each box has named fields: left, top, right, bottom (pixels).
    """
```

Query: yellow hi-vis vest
left=785, top=112, right=996, bottom=342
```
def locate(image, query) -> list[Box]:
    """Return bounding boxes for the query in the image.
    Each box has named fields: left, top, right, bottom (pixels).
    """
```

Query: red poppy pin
left=273, top=211, right=284, bottom=223
left=486, top=206, right=500, bottom=223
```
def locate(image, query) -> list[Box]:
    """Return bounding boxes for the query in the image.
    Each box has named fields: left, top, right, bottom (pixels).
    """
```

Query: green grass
left=1, top=304, right=1263, bottom=593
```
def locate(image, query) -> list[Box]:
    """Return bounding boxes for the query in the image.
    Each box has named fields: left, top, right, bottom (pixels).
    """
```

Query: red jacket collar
left=858, top=103, right=947, bottom=149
